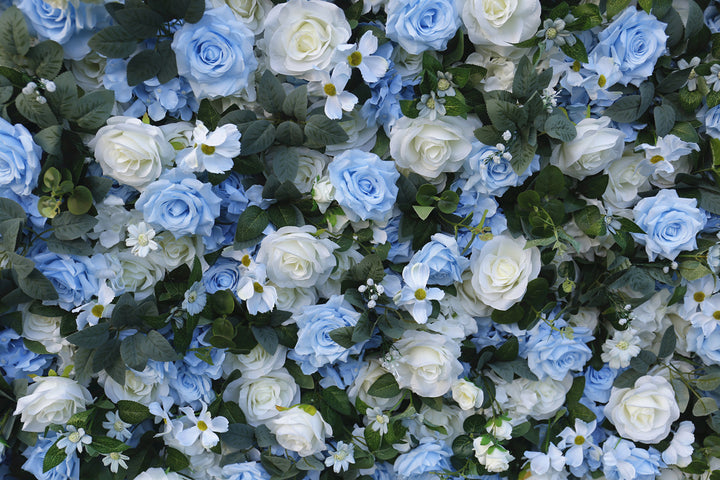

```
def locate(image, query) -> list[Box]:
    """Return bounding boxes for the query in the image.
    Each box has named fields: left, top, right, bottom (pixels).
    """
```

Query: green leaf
left=577, top=174, right=609, bottom=199
left=444, top=95, right=471, bottom=117
left=120, top=333, right=150, bottom=371
left=234, top=206, right=269, bottom=244
left=679, top=260, right=712, bottom=281
left=697, top=372, right=720, bottom=391
left=45, top=71, right=78, bottom=119
left=156, top=40, right=178, bottom=84
left=495, top=337, right=519, bottom=361
left=491, top=303, right=525, bottom=324
left=604, top=95, right=642, bottom=123
left=9, top=252, right=34, bottom=278
left=126, top=49, right=161, bottom=86
left=88, top=26, right=137, bottom=58
left=34, top=125, right=63, bottom=156
left=437, top=190, right=459, bottom=214
left=0, top=6, right=30, bottom=57
left=672, top=377, right=690, bottom=412
left=0, top=197, right=25, bottom=221
left=241, top=120, right=275, bottom=155
left=282, top=85, right=308, bottom=121
left=276, top=121, right=304, bottom=146
left=658, top=325, right=676, bottom=358
left=52, top=213, right=98, bottom=241
left=67, top=186, right=94, bottom=215
left=27, top=41, right=64, bottom=80
left=323, top=386, right=353, bottom=415
left=43, top=441, right=66, bottom=473
left=574, top=205, right=606, bottom=238
left=606, top=0, right=632, bottom=19
left=146, top=330, right=178, bottom=362
left=183, top=0, right=206, bottom=22
left=221, top=423, right=255, bottom=450
left=117, top=400, right=152, bottom=424
left=17, top=269, right=58, bottom=301
left=91, top=436, right=130, bottom=454
left=653, top=104, right=676, bottom=137
left=198, top=99, right=221, bottom=130
left=412, top=205, right=435, bottom=221
left=304, top=115, right=349, bottom=146
left=367, top=373, right=401, bottom=398
left=16, top=93, right=58, bottom=128
left=560, top=37, right=588, bottom=63
left=166, top=447, right=190, bottom=471
left=72, top=89, right=115, bottom=130
left=268, top=204, right=303, bottom=228
left=329, top=326, right=355, bottom=348
left=509, top=139, right=537, bottom=175
left=286, top=361, right=314, bottom=389
left=485, top=99, right=524, bottom=131
left=512, top=56, right=537, bottom=100
left=0, top=218, right=23, bottom=250
left=545, top=112, right=577, bottom=142
left=694, top=397, right=719, bottom=416
left=535, top=165, right=565, bottom=197
left=251, top=326, right=278, bottom=355
left=113, top=5, right=164, bottom=38
left=67, top=323, right=110, bottom=348
left=364, top=426, right=381, bottom=451
left=271, top=146, right=299, bottom=183
left=257, top=70, right=286, bottom=114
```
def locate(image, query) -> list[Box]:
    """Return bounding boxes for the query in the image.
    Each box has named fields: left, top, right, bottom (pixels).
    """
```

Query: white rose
left=526, top=374, right=573, bottom=420
left=462, top=0, right=541, bottom=46
left=605, top=375, right=680, bottom=444
left=467, top=48, right=519, bottom=92
left=133, top=467, right=183, bottom=480
left=223, top=369, right=299, bottom=426
left=160, top=121, right=194, bottom=151
left=222, top=344, right=287, bottom=379
left=261, top=0, right=351, bottom=80
left=69, top=52, right=106, bottom=92
left=14, top=376, right=92, bottom=432
left=109, top=250, right=165, bottom=299
left=151, top=231, right=202, bottom=270
left=347, top=359, right=403, bottom=410
left=273, top=284, right=318, bottom=312
left=551, top=116, right=625, bottom=180
left=99, top=367, right=170, bottom=404
left=208, top=0, right=273, bottom=32
left=452, top=379, right=484, bottom=410
left=22, top=304, right=64, bottom=353
left=265, top=147, right=328, bottom=194
left=89, top=116, right=175, bottom=190
left=603, top=151, right=650, bottom=209
left=386, top=330, right=463, bottom=397
left=484, top=445, right=514, bottom=472
left=256, top=226, right=338, bottom=288
left=469, top=234, right=541, bottom=311
left=389, top=115, right=477, bottom=179
left=266, top=405, right=332, bottom=457
left=325, top=109, right=378, bottom=155
left=456, top=270, right=493, bottom=317
left=408, top=405, right=469, bottom=440
left=312, top=175, right=335, bottom=214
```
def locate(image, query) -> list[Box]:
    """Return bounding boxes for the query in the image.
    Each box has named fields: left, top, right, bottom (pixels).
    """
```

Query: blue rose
left=32, top=249, right=101, bottom=310
left=583, top=365, right=618, bottom=403
left=465, top=142, right=539, bottom=196
left=213, top=172, right=250, bottom=219
left=393, top=439, right=452, bottom=479
left=0, top=328, right=48, bottom=380
left=601, top=437, right=663, bottom=480
left=203, top=258, right=242, bottom=294
left=525, top=322, right=594, bottom=381
left=328, top=149, right=400, bottom=223
left=135, top=169, right=221, bottom=238
left=0, top=117, right=41, bottom=197
left=706, top=105, right=720, bottom=139
left=632, top=189, right=707, bottom=261
left=221, top=462, right=271, bottom=480
left=18, top=0, right=108, bottom=60
left=687, top=324, right=720, bottom=365
left=385, top=0, right=461, bottom=55
left=407, top=233, right=469, bottom=286
left=287, top=295, right=366, bottom=374
left=22, top=433, right=80, bottom=480
left=590, top=7, right=668, bottom=87
left=183, top=327, right=225, bottom=379
left=169, top=363, right=215, bottom=409
left=171, top=6, right=258, bottom=99
left=706, top=4, right=720, bottom=33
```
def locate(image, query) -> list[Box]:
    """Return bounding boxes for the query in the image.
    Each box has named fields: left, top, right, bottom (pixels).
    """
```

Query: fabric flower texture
left=461, top=0, right=541, bottom=46
left=135, top=169, right=222, bottom=238
left=385, top=0, right=461, bottom=54
left=604, top=375, right=680, bottom=444
left=632, top=188, right=707, bottom=261
left=172, top=5, right=258, bottom=99
left=328, top=149, right=400, bottom=223
left=0, top=116, right=41, bottom=196
left=14, top=375, right=93, bottom=432
left=590, top=7, right=669, bottom=87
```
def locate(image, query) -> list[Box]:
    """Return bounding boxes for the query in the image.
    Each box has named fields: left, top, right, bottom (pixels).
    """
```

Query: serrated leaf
left=282, top=85, right=308, bottom=121
left=16, top=93, right=58, bottom=128
left=120, top=333, right=150, bottom=371
left=34, top=125, right=63, bottom=156
left=367, top=373, right=401, bottom=398
left=257, top=70, right=286, bottom=114
left=117, top=400, right=152, bottom=424
left=88, top=26, right=137, bottom=58
left=52, top=213, right=98, bottom=240
left=27, top=41, right=63, bottom=80
left=304, top=115, right=348, bottom=146
left=146, top=330, right=178, bottom=362
left=67, top=323, right=110, bottom=348
left=241, top=120, right=275, bottom=155
left=234, top=206, right=269, bottom=244
left=17, top=269, right=58, bottom=301
left=545, top=113, right=577, bottom=142
left=0, top=6, right=30, bottom=57
left=126, top=50, right=161, bottom=86
left=72, top=90, right=115, bottom=130
left=42, top=441, right=66, bottom=473
left=276, top=121, right=304, bottom=146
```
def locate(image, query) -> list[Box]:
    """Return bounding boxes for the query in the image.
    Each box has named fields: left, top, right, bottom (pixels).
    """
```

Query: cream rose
left=462, top=0, right=541, bottom=46
left=603, top=151, right=650, bottom=209
left=222, top=344, right=287, bottom=379
left=223, top=369, right=299, bottom=426
left=389, top=115, right=477, bottom=179
left=89, top=116, right=175, bottom=190
left=551, top=116, right=625, bottom=180
left=133, top=467, right=183, bottom=480
left=14, top=376, right=93, bottom=432
left=452, top=379, right=484, bottom=410
left=151, top=231, right=202, bottom=270
left=605, top=375, right=680, bottom=444
left=109, top=250, right=165, bottom=299
left=347, top=359, right=403, bottom=410
left=266, top=405, right=332, bottom=457
left=469, top=234, right=541, bottom=311
left=386, top=330, right=463, bottom=398
left=99, top=366, right=170, bottom=404
left=256, top=226, right=338, bottom=288
left=261, top=0, right=351, bottom=80
left=208, top=0, right=273, bottom=32
left=22, top=303, right=64, bottom=353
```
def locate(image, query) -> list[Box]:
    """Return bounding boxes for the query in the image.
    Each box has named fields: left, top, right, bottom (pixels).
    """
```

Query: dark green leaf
left=658, top=325, right=676, bottom=358
left=282, top=85, right=308, bottom=121
left=329, top=326, right=354, bottom=348
left=146, top=330, right=178, bottom=362
left=92, top=436, right=130, bottom=454
left=276, top=121, right=304, bottom=146
left=126, top=50, right=161, bottom=86
left=604, top=95, right=642, bottom=123
left=560, top=37, right=588, bottom=63
left=268, top=204, right=303, bottom=228
left=241, top=120, right=275, bottom=155
left=42, top=441, right=66, bottom=473
left=304, top=115, right=348, bottom=146
left=257, top=70, right=286, bottom=114
left=221, top=423, right=255, bottom=449
left=16, top=93, right=58, bottom=128
left=17, top=269, right=58, bottom=301
left=606, top=0, right=632, bottom=19
left=234, top=206, right=269, bottom=244
left=0, top=6, right=30, bottom=57
left=27, top=41, right=64, bottom=79
left=367, top=373, right=401, bottom=398
left=117, top=400, right=152, bottom=424
left=574, top=205, right=606, bottom=237
left=166, top=447, right=190, bottom=471
left=113, top=6, right=164, bottom=37
left=73, top=90, right=115, bottom=130
left=120, top=333, right=150, bottom=371
left=67, top=323, right=110, bottom=348
left=654, top=104, right=676, bottom=137
left=545, top=112, right=577, bottom=142
left=52, top=213, right=98, bottom=240
left=251, top=326, right=279, bottom=355
left=88, top=26, right=137, bottom=58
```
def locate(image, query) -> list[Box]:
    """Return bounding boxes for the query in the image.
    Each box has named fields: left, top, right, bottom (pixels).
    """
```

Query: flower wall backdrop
left=2, top=0, right=720, bottom=479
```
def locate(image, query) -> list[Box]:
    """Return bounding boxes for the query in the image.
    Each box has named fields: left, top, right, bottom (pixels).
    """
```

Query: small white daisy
left=102, top=452, right=129, bottom=473
left=126, top=222, right=159, bottom=258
